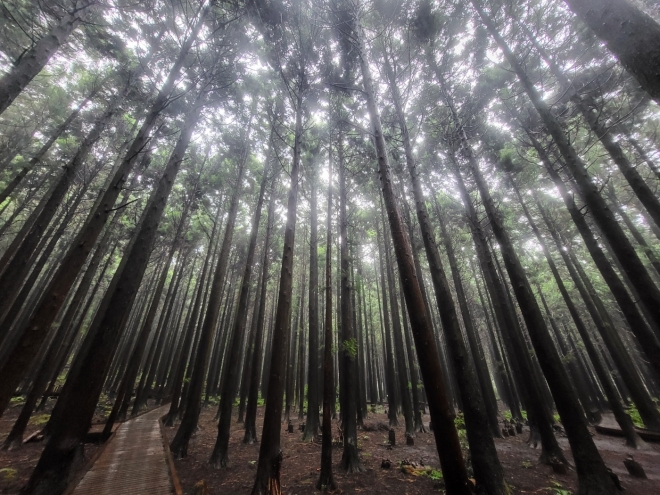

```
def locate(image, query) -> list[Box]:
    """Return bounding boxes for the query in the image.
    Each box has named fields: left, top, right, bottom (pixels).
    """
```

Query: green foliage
left=10, top=396, right=25, bottom=406
left=550, top=481, right=571, bottom=495
left=627, top=404, right=644, bottom=428
left=342, top=338, right=358, bottom=358
left=0, top=468, right=17, bottom=480
left=454, top=412, right=465, bottom=430
left=553, top=413, right=561, bottom=424
left=30, top=414, right=50, bottom=426
left=522, top=460, right=533, bottom=469
left=425, top=469, right=443, bottom=481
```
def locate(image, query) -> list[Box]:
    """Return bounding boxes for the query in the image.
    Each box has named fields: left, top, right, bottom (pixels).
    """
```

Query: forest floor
left=2, top=400, right=659, bottom=494
left=170, top=405, right=660, bottom=495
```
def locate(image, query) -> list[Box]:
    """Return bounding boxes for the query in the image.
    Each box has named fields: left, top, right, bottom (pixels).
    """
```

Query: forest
left=0, top=0, right=659, bottom=494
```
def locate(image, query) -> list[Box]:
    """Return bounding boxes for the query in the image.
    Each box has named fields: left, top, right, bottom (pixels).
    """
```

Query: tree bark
left=21, top=93, right=203, bottom=495
left=0, top=0, right=97, bottom=116
left=562, top=0, right=660, bottom=104
left=211, top=133, right=269, bottom=467
left=0, top=8, right=208, bottom=417
left=338, top=133, right=363, bottom=472
left=251, top=88, right=303, bottom=495
left=170, top=115, right=248, bottom=459
left=345, top=8, right=471, bottom=492
left=317, top=134, right=336, bottom=490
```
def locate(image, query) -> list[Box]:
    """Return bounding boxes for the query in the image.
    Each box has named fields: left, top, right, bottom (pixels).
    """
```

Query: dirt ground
left=169, top=405, right=660, bottom=495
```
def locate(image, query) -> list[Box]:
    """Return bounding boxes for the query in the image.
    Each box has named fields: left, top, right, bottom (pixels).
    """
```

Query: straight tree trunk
left=0, top=8, right=208, bottom=417
left=303, top=160, right=320, bottom=440
left=0, top=0, right=97, bottom=116
left=21, top=93, right=203, bottom=495
left=513, top=181, right=643, bottom=447
left=382, top=224, right=414, bottom=436
left=103, top=202, right=191, bottom=434
left=170, top=116, right=249, bottom=458
left=0, top=90, right=119, bottom=323
left=526, top=130, right=660, bottom=387
left=476, top=0, right=660, bottom=336
left=562, top=0, right=660, bottom=103
left=455, top=59, right=617, bottom=493
left=347, top=9, right=471, bottom=492
left=450, top=152, right=565, bottom=464
left=244, top=162, right=279, bottom=444
left=317, top=136, right=336, bottom=490
left=250, top=87, right=304, bottom=495
left=382, top=41, right=505, bottom=492
left=375, top=224, right=398, bottom=426
left=338, top=134, right=362, bottom=472
left=163, top=201, right=222, bottom=426
left=211, top=136, right=269, bottom=467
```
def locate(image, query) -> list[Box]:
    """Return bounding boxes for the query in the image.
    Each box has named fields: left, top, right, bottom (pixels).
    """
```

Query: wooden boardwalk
left=71, top=406, right=174, bottom=495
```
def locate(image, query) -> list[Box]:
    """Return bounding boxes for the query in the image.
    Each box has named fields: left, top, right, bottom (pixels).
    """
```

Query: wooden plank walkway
left=71, top=406, right=173, bottom=495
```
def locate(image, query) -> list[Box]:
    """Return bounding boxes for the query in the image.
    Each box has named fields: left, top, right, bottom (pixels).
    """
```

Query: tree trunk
left=211, top=135, right=269, bottom=467
left=527, top=131, right=660, bottom=389
left=244, top=160, right=279, bottom=444
left=317, top=134, right=336, bottom=490
left=338, top=133, right=363, bottom=472
left=170, top=114, right=248, bottom=459
left=514, top=182, right=644, bottom=448
left=303, top=158, right=320, bottom=439
left=375, top=224, right=398, bottom=426
left=0, top=9, right=208, bottom=417
left=347, top=10, right=471, bottom=492
left=250, top=88, right=303, bottom=495
left=0, top=0, right=96, bottom=116
left=478, top=0, right=660, bottom=336
left=450, top=152, right=565, bottom=465
left=562, top=0, right=660, bottom=104
left=21, top=93, right=203, bottom=495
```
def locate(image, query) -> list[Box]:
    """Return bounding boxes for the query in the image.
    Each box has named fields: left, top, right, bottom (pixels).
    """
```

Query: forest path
left=71, top=406, right=173, bottom=495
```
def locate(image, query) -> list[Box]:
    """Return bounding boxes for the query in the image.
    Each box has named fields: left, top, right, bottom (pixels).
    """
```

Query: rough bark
left=317, top=143, right=336, bottom=489
left=21, top=93, right=202, bottom=495
left=170, top=119, right=248, bottom=459
left=346, top=8, right=471, bottom=492
left=251, top=88, right=303, bottom=495
left=338, top=134, right=363, bottom=472
left=563, top=0, right=660, bottom=104
left=0, top=9, right=207, bottom=418
left=210, top=137, right=269, bottom=467
left=0, top=0, right=97, bottom=116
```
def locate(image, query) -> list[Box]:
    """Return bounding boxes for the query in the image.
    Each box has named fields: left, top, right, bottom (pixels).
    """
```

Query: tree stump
left=502, top=428, right=509, bottom=437
left=192, top=480, right=211, bottom=495
left=515, top=423, right=523, bottom=434
left=381, top=459, right=391, bottom=469
left=388, top=428, right=396, bottom=446
left=550, top=456, right=567, bottom=474
left=508, top=427, right=516, bottom=436
left=406, top=433, right=414, bottom=446
left=624, top=456, right=647, bottom=478
left=287, top=420, right=294, bottom=433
